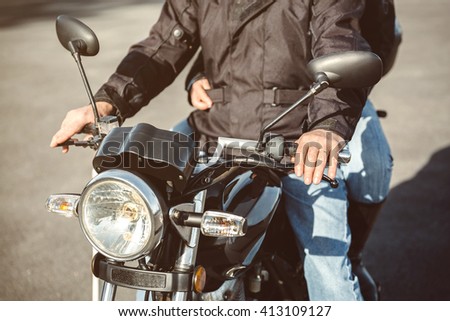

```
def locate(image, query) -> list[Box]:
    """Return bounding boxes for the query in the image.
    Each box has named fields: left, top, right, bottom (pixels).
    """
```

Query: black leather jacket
left=95, top=0, right=370, bottom=141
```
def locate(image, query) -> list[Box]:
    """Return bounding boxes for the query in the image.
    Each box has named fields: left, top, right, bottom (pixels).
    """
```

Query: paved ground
left=0, top=0, right=449, bottom=300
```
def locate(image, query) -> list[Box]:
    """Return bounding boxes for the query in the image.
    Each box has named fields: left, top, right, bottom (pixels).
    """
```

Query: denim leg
left=281, top=172, right=362, bottom=301
left=342, top=100, right=393, bottom=204
left=171, top=118, right=195, bottom=136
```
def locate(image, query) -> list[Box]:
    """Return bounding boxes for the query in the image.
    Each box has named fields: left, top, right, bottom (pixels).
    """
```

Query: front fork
left=170, top=190, right=206, bottom=300
left=98, top=190, right=207, bottom=301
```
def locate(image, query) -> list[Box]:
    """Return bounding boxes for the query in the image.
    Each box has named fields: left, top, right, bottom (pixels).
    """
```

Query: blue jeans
left=282, top=100, right=392, bottom=300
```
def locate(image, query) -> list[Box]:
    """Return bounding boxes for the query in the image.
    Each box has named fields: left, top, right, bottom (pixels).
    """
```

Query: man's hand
left=50, top=102, right=114, bottom=153
left=190, top=78, right=213, bottom=110
left=293, top=129, right=346, bottom=185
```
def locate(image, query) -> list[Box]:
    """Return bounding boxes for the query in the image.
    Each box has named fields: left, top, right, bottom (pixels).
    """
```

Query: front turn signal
left=46, top=194, right=80, bottom=218
left=200, top=211, right=247, bottom=237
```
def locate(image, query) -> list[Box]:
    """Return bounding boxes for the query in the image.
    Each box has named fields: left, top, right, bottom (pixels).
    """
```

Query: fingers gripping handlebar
left=279, top=141, right=351, bottom=188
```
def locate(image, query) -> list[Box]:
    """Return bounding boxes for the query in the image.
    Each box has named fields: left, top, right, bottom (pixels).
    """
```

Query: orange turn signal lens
left=193, top=265, right=206, bottom=293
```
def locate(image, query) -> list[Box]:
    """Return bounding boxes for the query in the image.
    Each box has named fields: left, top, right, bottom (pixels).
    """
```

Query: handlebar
left=215, top=137, right=351, bottom=164
left=212, top=136, right=351, bottom=188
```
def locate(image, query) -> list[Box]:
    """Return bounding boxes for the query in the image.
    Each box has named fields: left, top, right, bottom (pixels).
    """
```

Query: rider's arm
left=50, top=0, right=200, bottom=152
left=94, top=0, right=201, bottom=123
left=307, top=1, right=371, bottom=141
left=294, top=1, right=372, bottom=184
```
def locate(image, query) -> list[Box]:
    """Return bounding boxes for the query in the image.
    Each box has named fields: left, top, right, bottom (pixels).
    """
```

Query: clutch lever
left=57, top=139, right=94, bottom=147
left=56, top=123, right=100, bottom=148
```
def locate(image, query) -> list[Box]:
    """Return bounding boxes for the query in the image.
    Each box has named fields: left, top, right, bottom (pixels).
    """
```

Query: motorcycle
left=46, top=15, right=382, bottom=301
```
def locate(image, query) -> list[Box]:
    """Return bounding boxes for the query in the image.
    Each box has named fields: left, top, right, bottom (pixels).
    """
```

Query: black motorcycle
left=46, top=16, right=382, bottom=301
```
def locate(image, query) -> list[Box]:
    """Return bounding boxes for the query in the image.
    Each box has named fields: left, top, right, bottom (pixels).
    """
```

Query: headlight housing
left=79, top=169, right=164, bottom=261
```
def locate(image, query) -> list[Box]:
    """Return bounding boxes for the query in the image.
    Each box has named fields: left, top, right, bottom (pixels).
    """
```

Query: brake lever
left=281, top=143, right=340, bottom=188
left=321, top=174, right=339, bottom=189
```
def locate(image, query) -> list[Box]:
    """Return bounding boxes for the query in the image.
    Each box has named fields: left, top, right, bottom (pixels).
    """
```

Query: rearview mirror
left=307, top=51, right=382, bottom=88
left=56, top=15, right=99, bottom=56
left=55, top=15, right=101, bottom=132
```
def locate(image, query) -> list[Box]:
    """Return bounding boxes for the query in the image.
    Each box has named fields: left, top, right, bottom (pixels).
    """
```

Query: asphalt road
left=0, top=0, right=449, bottom=301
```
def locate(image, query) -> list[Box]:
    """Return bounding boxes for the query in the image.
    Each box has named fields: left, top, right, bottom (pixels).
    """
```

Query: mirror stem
left=71, top=49, right=100, bottom=134
left=256, top=77, right=329, bottom=151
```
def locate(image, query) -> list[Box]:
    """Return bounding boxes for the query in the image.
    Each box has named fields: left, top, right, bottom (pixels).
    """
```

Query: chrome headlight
left=79, top=169, right=164, bottom=261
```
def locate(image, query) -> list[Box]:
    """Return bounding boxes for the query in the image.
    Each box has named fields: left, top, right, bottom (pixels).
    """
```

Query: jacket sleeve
left=308, top=0, right=371, bottom=141
left=184, top=51, right=206, bottom=105
left=94, top=0, right=200, bottom=122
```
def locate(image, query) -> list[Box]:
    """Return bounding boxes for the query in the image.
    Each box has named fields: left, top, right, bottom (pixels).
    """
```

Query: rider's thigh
left=281, top=171, right=362, bottom=300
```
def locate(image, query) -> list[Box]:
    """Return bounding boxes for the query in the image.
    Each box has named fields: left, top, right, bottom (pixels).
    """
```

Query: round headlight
left=79, top=170, right=164, bottom=261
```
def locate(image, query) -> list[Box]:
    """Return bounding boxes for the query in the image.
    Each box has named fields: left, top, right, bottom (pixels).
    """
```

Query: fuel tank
left=196, top=167, right=282, bottom=287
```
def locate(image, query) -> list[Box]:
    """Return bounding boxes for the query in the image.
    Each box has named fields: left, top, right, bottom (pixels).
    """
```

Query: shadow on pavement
left=0, top=0, right=162, bottom=28
left=366, top=146, right=450, bottom=300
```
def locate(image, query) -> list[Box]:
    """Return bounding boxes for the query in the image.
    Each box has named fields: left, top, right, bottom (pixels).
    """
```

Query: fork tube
left=101, top=281, right=117, bottom=301
left=92, top=249, right=100, bottom=301
left=91, top=169, right=101, bottom=301
left=171, top=190, right=206, bottom=301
